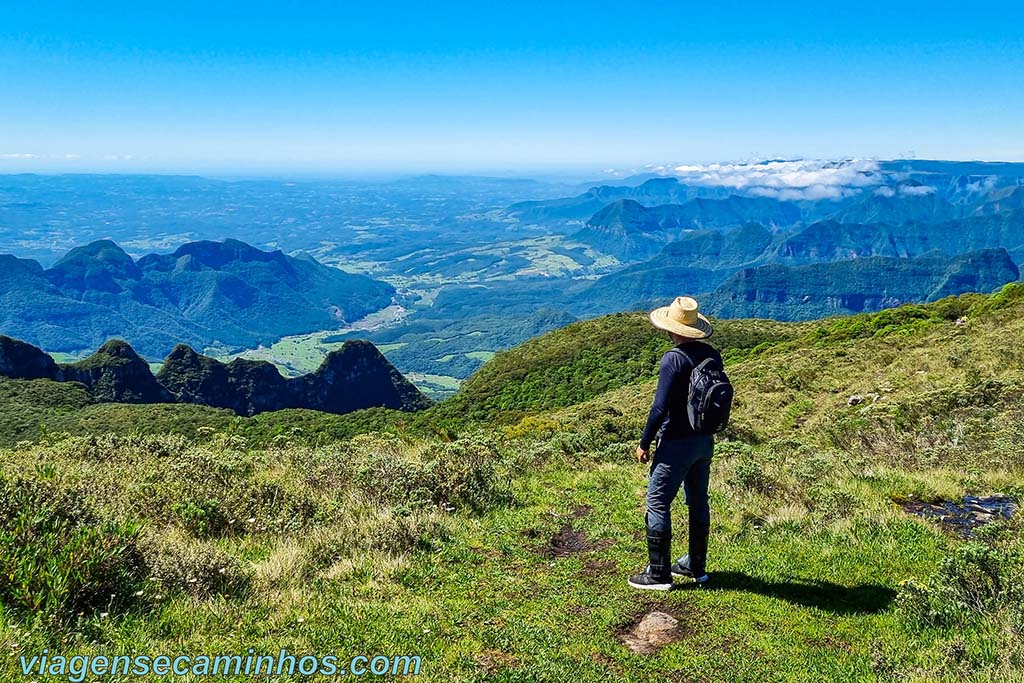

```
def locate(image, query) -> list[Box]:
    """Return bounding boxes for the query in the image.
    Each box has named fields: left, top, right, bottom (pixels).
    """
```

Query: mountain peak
left=169, top=238, right=287, bottom=269
left=94, top=338, right=144, bottom=360
left=47, top=240, right=140, bottom=294
left=62, top=339, right=170, bottom=403
left=54, top=239, right=135, bottom=267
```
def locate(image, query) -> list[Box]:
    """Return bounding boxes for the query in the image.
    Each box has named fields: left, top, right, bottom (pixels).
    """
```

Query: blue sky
left=1, top=1, right=1022, bottom=173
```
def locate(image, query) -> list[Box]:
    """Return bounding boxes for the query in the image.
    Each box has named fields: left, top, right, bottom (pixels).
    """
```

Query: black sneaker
left=627, top=565, right=673, bottom=591
left=670, top=555, right=709, bottom=584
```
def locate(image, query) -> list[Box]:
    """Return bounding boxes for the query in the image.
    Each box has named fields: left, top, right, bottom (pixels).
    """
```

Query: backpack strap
left=668, top=344, right=697, bottom=369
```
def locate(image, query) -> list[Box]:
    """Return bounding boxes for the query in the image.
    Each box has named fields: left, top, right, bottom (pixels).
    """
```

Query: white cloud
left=963, top=177, right=998, bottom=194
left=749, top=184, right=849, bottom=200
left=671, top=159, right=883, bottom=192
left=899, top=184, right=935, bottom=196
left=0, top=152, right=86, bottom=161
left=873, top=186, right=896, bottom=197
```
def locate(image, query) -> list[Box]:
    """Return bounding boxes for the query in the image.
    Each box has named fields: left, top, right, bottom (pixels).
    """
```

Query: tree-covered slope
left=703, top=248, right=1018, bottom=320
left=0, top=238, right=395, bottom=357
left=434, top=313, right=805, bottom=424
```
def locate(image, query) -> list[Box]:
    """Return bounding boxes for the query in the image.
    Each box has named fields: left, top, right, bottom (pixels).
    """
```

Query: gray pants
left=646, top=435, right=713, bottom=533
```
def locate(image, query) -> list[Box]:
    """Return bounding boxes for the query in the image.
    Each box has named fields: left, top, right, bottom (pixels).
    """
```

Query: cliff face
left=703, top=248, right=1019, bottom=321
left=0, top=335, right=61, bottom=381
left=158, top=344, right=296, bottom=416
left=216, top=358, right=292, bottom=416
left=158, top=340, right=431, bottom=416
left=0, top=335, right=430, bottom=417
left=61, top=340, right=172, bottom=403
left=156, top=345, right=233, bottom=406
left=301, top=340, right=432, bottom=414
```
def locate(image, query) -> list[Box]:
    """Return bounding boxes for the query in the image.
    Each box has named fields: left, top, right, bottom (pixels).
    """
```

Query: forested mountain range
left=2, top=162, right=1023, bottom=388
left=0, top=238, right=394, bottom=357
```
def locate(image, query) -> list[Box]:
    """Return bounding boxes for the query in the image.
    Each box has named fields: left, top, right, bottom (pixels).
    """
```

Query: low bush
left=356, top=438, right=509, bottom=511
left=897, top=528, right=1024, bottom=628
left=140, top=531, right=251, bottom=599
left=0, top=475, right=145, bottom=626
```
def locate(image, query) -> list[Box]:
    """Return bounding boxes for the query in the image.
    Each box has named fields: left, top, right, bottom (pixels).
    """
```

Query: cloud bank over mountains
left=874, top=184, right=936, bottom=197
left=663, top=159, right=884, bottom=200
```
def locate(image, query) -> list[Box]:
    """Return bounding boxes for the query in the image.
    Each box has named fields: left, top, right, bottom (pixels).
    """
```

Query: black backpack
left=673, top=348, right=734, bottom=434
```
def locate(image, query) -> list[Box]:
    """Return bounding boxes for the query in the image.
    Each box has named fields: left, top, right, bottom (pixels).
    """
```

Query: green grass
left=1, top=421, right=1019, bottom=681
left=3, top=287, right=1024, bottom=681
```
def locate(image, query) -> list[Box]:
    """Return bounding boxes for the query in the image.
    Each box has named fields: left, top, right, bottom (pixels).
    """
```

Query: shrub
left=504, top=415, right=561, bottom=440
left=810, top=487, right=860, bottom=520
left=356, top=438, right=509, bottom=511
left=140, top=531, right=251, bottom=598
left=897, top=532, right=1024, bottom=628
left=419, top=439, right=509, bottom=511
left=713, top=440, right=754, bottom=460
left=0, top=475, right=145, bottom=625
left=729, top=454, right=777, bottom=494
left=172, top=498, right=229, bottom=538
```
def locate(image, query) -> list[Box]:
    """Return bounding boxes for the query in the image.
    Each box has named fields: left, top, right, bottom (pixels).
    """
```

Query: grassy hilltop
left=2, top=286, right=1024, bottom=681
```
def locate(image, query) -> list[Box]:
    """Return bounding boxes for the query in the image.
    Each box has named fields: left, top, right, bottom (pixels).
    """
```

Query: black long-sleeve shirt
left=639, top=341, right=721, bottom=450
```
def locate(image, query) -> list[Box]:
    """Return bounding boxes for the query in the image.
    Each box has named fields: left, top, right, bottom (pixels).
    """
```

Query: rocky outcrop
left=157, top=345, right=290, bottom=416
left=1, top=334, right=431, bottom=417
left=61, top=340, right=172, bottom=403
left=0, top=335, right=61, bottom=381
left=157, top=340, right=431, bottom=416
left=300, top=340, right=432, bottom=414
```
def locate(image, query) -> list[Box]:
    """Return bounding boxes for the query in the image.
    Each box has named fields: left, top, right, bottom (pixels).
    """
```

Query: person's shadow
left=677, top=571, right=897, bottom=615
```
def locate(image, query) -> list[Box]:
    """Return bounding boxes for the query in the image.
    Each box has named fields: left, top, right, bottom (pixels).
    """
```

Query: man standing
left=628, top=296, right=725, bottom=591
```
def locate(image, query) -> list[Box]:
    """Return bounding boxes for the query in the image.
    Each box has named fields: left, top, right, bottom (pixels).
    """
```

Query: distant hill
left=973, top=186, right=1024, bottom=216
left=767, top=211, right=1024, bottom=264
left=702, top=248, right=1018, bottom=320
left=572, top=196, right=800, bottom=261
left=577, top=206, right=1024, bottom=314
left=828, top=182, right=961, bottom=225
left=503, top=177, right=704, bottom=224
left=0, top=334, right=429, bottom=416
left=0, top=238, right=395, bottom=357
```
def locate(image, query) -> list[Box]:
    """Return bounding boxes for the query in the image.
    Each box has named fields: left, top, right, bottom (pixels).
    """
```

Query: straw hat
left=648, top=296, right=714, bottom=339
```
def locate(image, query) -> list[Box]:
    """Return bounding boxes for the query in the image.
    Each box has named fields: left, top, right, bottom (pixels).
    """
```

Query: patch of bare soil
left=805, top=635, right=854, bottom=653
left=899, top=494, right=1017, bottom=536
left=475, top=650, right=518, bottom=675
left=545, top=525, right=612, bottom=557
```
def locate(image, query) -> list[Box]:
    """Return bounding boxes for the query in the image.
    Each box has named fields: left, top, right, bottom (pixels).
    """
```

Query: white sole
left=627, top=579, right=673, bottom=591
left=671, top=572, right=709, bottom=583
